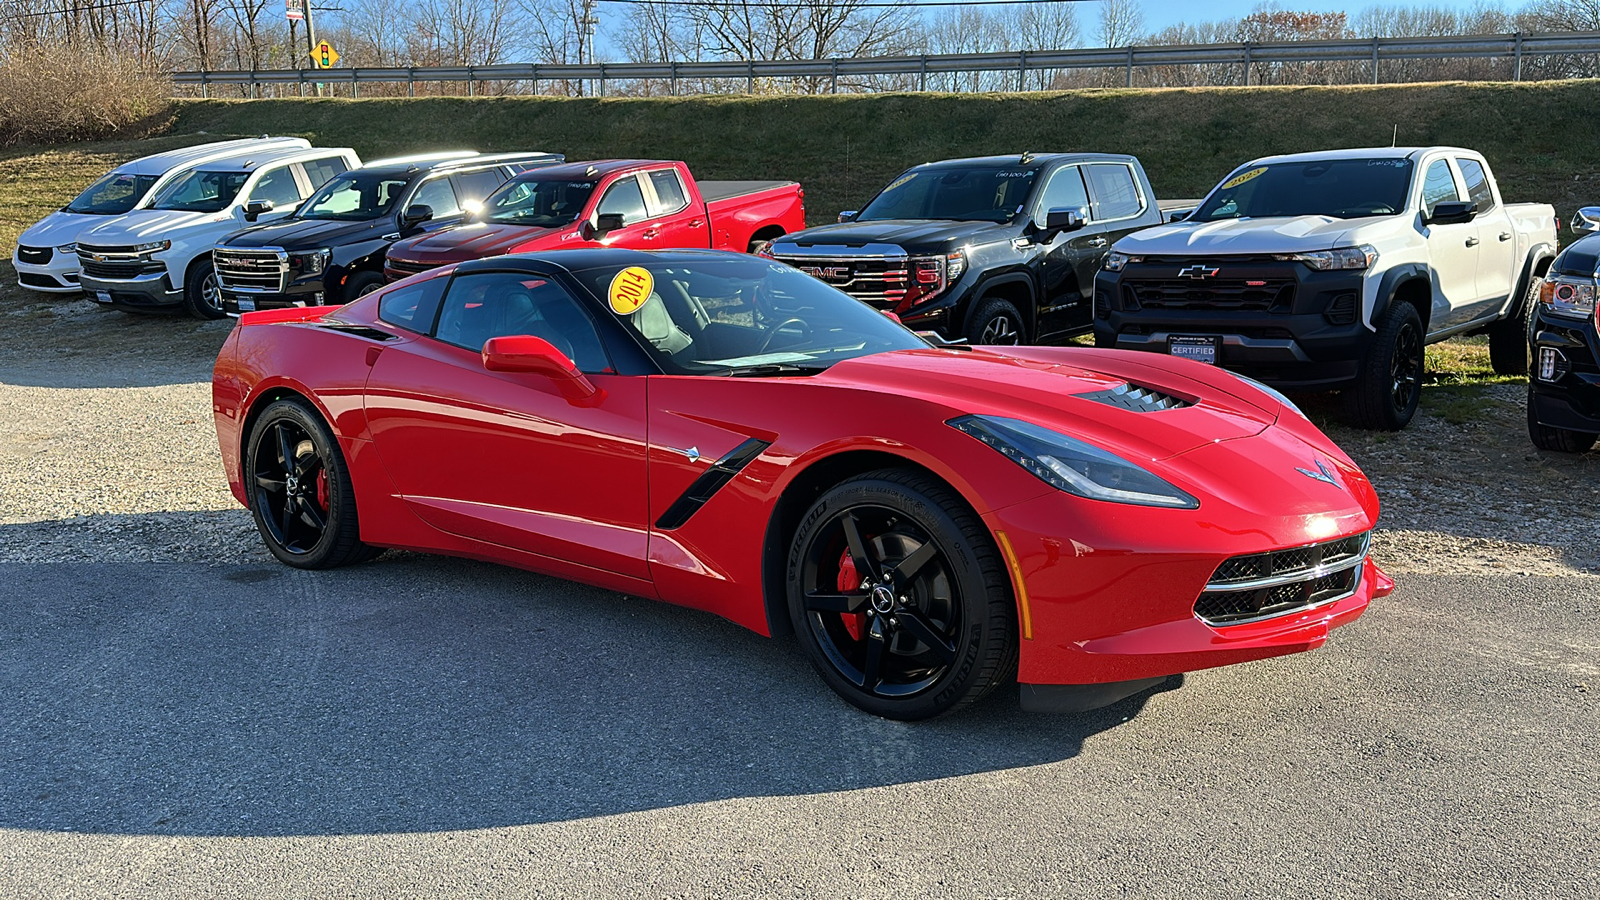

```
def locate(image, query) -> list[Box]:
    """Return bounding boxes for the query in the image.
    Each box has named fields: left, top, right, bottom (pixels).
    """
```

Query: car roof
left=1244, top=146, right=1477, bottom=167
left=355, top=151, right=564, bottom=178
left=910, top=152, right=1138, bottom=169
left=454, top=246, right=737, bottom=277
left=182, top=144, right=353, bottom=174
left=117, top=137, right=312, bottom=176
left=505, top=159, right=674, bottom=182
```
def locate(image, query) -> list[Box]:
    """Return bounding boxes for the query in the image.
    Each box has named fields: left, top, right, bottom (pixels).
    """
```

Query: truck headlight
left=949, top=415, right=1199, bottom=509
left=1538, top=276, right=1597, bottom=320
left=291, top=248, right=331, bottom=276
left=56, top=242, right=76, bottom=255
left=133, top=240, right=171, bottom=254
left=1104, top=251, right=1135, bottom=271
left=1279, top=245, right=1378, bottom=271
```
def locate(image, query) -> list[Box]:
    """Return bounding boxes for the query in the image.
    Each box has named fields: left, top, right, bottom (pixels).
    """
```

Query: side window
left=1035, top=166, right=1090, bottom=219
left=1421, top=160, right=1461, bottom=215
left=1084, top=164, right=1144, bottom=220
left=596, top=175, right=649, bottom=226
left=647, top=169, right=690, bottom=215
left=300, top=157, right=348, bottom=191
left=433, top=271, right=610, bottom=372
left=451, top=169, right=510, bottom=206
left=377, top=276, right=448, bottom=334
left=411, top=177, right=460, bottom=217
left=1456, top=159, right=1495, bottom=211
left=249, top=165, right=302, bottom=208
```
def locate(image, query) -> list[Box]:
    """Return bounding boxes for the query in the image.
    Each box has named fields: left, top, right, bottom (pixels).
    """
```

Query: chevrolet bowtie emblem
left=1178, top=265, right=1219, bottom=279
left=1296, top=459, right=1339, bottom=486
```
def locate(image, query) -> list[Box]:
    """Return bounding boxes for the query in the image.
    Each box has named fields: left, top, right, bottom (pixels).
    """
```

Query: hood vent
left=1075, top=382, right=1192, bottom=412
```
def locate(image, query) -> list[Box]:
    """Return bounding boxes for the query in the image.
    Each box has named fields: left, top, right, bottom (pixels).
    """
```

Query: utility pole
left=303, top=0, right=323, bottom=97
left=578, top=0, right=598, bottom=97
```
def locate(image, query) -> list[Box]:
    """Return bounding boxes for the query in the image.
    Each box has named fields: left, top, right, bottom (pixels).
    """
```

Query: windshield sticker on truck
left=995, top=171, right=1035, bottom=179
left=1220, top=167, right=1268, bottom=190
left=1366, top=159, right=1411, bottom=168
left=885, top=174, right=915, bottom=192
left=609, top=266, right=655, bottom=315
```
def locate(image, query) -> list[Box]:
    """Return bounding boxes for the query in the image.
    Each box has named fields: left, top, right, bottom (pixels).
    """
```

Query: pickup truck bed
left=700, top=181, right=798, bottom=203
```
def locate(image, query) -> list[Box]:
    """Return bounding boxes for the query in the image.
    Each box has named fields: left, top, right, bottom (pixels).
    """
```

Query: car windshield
left=857, top=165, right=1041, bottom=223
left=64, top=171, right=158, bottom=215
left=483, top=178, right=598, bottom=227
left=149, top=169, right=250, bottom=212
left=300, top=171, right=414, bottom=220
left=576, top=257, right=927, bottom=375
left=1192, top=158, right=1415, bottom=221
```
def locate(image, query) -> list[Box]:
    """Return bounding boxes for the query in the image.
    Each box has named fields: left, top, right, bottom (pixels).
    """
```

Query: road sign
left=314, top=40, right=339, bottom=68
left=285, top=0, right=303, bottom=21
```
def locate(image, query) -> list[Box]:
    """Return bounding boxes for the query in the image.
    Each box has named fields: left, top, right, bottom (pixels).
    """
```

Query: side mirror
left=242, top=199, right=274, bottom=222
left=482, top=335, right=598, bottom=403
left=1426, top=200, right=1477, bottom=226
left=1572, top=206, right=1600, bottom=234
left=1167, top=208, right=1192, bottom=223
left=592, top=212, right=626, bottom=235
left=401, top=204, right=434, bottom=230
left=838, top=210, right=859, bottom=223
left=1033, top=207, right=1085, bottom=242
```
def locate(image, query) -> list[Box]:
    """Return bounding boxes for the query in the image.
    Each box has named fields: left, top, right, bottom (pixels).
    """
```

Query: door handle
left=688, top=219, right=705, bottom=228
left=1465, top=237, right=1480, bottom=247
left=642, top=228, right=660, bottom=239
left=1499, top=232, right=1512, bottom=241
left=1087, top=236, right=1108, bottom=248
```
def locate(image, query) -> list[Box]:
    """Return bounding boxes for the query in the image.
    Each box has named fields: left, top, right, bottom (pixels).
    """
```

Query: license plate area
left=93, top=290, right=112, bottom=304
left=1168, top=335, right=1219, bottom=365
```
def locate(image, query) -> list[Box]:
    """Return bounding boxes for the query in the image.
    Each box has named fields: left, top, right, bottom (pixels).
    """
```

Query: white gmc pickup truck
left=1094, top=147, right=1557, bottom=429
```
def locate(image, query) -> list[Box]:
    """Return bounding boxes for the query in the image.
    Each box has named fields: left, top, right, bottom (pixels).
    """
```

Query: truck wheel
left=1488, top=279, right=1536, bottom=375
left=1346, top=301, right=1424, bottom=430
left=182, top=260, right=224, bottom=320
left=344, top=270, right=386, bottom=302
left=967, top=298, right=1025, bottom=345
left=1526, top=385, right=1597, bottom=453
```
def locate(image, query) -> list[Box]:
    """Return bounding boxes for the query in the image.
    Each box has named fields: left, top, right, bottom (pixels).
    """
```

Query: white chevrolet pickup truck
left=1094, top=147, right=1557, bottom=429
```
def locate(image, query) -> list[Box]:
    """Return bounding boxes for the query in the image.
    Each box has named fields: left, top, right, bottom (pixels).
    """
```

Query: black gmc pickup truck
left=213, top=151, right=562, bottom=313
left=764, top=153, right=1173, bottom=344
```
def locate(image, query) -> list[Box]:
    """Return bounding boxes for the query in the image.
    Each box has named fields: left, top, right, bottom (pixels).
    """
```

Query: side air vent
left=1075, top=382, right=1193, bottom=412
left=317, top=324, right=397, bottom=341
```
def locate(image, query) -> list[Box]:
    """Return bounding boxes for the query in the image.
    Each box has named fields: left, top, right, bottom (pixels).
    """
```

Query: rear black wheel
left=1526, top=385, right=1598, bottom=453
left=246, top=399, right=379, bottom=568
left=786, top=469, right=1016, bottom=720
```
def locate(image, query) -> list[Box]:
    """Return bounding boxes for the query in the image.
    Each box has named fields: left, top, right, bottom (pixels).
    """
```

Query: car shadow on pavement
left=0, top=549, right=1176, bottom=838
left=0, top=289, right=230, bottom=389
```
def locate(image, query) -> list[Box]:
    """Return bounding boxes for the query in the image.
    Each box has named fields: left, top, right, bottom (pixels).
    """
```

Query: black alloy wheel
left=246, top=399, right=378, bottom=569
left=1347, top=301, right=1424, bottom=430
left=968, top=297, right=1025, bottom=346
left=787, top=469, right=1016, bottom=720
left=183, top=260, right=225, bottom=320
left=344, top=270, right=386, bottom=301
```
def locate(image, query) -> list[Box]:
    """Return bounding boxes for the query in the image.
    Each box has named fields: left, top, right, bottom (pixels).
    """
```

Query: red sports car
left=213, top=248, right=1393, bottom=719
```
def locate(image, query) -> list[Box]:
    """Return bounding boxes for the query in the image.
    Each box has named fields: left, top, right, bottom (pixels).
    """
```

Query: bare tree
left=1096, top=0, right=1145, bottom=48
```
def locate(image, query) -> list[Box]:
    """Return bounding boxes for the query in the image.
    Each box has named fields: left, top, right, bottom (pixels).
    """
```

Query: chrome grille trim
left=771, top=253, right=911, bottom=307
left=214, top=247, right=290, bottom=293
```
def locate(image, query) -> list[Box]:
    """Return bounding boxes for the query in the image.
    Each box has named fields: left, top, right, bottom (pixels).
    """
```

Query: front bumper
left=1094, top=263, right=1374, bottom=390
left=1529, top=310, right=1600, bottom=432
left=80, top=272, right=183, bottom=309
left=12, top=250, right=82, bottom=293
left=219, top=282, right=325, bottom=315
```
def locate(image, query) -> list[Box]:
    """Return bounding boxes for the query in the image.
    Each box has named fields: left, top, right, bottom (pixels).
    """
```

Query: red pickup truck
left=384, top=159, right=806, bottom=280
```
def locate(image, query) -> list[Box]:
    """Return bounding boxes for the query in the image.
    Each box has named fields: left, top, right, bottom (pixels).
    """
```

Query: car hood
left=390, top=222, right=567, bottom=262
left=1114, top=216, right=1382, bottom=255
left=19, top=211, right=107, bottom=248
left=79, top=208, right=235, bottom=245
left=220, top=216, right=386, bottom=250
left=776, top=219, right=1015, bottom=254
left=1553, top=232, right=1600, bottom=277
left=818, top=346, right=1280, bottom=463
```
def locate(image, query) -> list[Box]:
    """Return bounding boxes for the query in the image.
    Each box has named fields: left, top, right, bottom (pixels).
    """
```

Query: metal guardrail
left=173, top=31, right=1600, bottom=97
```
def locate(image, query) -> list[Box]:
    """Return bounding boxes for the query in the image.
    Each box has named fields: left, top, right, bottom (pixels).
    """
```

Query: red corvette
left=213, top=248, right=1393, bottom=719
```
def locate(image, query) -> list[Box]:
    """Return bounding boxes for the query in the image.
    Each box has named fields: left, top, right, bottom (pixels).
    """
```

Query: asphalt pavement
left=0, top=557, right=1594, bottom=898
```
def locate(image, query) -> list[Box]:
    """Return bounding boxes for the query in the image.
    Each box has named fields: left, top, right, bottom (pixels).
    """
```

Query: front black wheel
left=182, top=260, right=224, bottom=320
left=1347, top=301, right=1424, bottom=430
left=967, top=297, right=1025, bottom=346
left=245, top=399, right=378, bottom=568
left=344, top=270, right=386, bottom=302
left=1527, top=385, right=1598, bottom=453
left=786, top=469, right=1016, bottom=720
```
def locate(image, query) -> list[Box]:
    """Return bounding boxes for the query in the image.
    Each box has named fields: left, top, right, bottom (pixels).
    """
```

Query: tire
left=1093, top=329, right=1115, bottom=349
left=1526, top=384, right=1597, bottom=453
left=1488, top=276, right=1537, bottom=376
left=966, top=297, right=1025, bottom=346
left=343, top=269, right=386, bottom=302
left=785, top=468, right=1017, bottom=720
left=245, top=398, right=379, bottom=569
left=1346, top=301, right=1425, bottom=431
left=182, top=259, right=224, bottom=320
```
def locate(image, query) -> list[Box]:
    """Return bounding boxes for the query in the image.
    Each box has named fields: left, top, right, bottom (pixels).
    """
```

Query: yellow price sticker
left=1220, top=167, right=1267, bottom=190
left=608, top=266, right=654, bottom=315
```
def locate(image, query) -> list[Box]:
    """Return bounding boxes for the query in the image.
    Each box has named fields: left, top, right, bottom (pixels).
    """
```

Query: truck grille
left=1195, top=532, right=1369, bottom=626
left=770, top=255, right=910, bottom=307
left=215, top=248, right=289, bottom=292
left=1123, top=277, right=1295, bottom=311
left=385, top=258, right=436, bottom=279
left=77, top=245, right=164, bottom=281
left=15, top=245, right=51, bottom=264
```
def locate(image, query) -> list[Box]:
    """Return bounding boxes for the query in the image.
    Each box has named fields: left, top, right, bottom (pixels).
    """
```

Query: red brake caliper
left=838, top=549, right=865, bottom=641
left=316, top=470, right=329, bottom=512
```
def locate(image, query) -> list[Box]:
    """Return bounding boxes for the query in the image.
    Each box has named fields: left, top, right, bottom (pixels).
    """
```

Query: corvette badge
left=1296, top=460, right=1339, bottom=486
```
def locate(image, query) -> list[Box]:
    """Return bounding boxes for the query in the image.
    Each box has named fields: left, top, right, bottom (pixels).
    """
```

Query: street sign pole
left=303, top=0, right=322, bottom=97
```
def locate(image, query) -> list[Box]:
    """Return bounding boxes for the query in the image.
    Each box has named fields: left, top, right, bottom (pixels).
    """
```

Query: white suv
left=12, top=137, right=311, bottom=294
left=76, top=144, right=360, bottom=319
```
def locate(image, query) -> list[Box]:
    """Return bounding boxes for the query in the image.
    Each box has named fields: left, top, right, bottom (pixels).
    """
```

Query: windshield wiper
left=722, top=363, right=825, bottom=377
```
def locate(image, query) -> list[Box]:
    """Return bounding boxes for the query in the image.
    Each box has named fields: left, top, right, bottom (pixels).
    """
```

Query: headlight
left=1104, top=251, right=1138, bottom=272
left=949, top=415, right=1199, bottom=509
left=291, top=248, right=331, bottom=276
left=1278, top=245, right=1378, bottom=271
left=1225, top=370, right=1306, bottom=419
left=56, top=242, right=76, bottom=254
left=133, top=240, right=171, bottom=254
left=945, top=250, right=966, bottom=281
left=1538, top=276, right=1597, bottom=320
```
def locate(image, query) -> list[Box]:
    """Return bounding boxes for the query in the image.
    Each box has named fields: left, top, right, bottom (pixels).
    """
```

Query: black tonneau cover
left=698, top=180, right=795, bottom=204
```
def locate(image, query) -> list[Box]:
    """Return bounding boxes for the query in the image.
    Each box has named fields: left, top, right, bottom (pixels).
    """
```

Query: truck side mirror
left=1425, top=200, right=1477, bottom=226
left=1044, top=207, right=1086, bottom=233
left=838, top=210, right=859, bottom=223
left=243, top=199, right=275, bottom=222
left=401, top=204, right=434, bottom=230
left=1167, top=208, right=1192, bottom=223
left=1572, top=207, right=1600, bottom=234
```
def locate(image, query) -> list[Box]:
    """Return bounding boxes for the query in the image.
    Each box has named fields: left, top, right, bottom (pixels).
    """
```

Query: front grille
left=16, top=245, right=50, bottom=264
left=771, top=254, right=909, bottom=307
left=1124, top=277, right=1295, bottom=311
left=215, top=248, right=289, bottom=292
left=18, top=272, right=60, bottom=288
left=80, top=258, right=163, bottom=279
left=385, top=258, right=436, bottom=278
left=1196, top=532, right=1369, bottom=625
left=1076, top=381, right=1192, bottom=412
